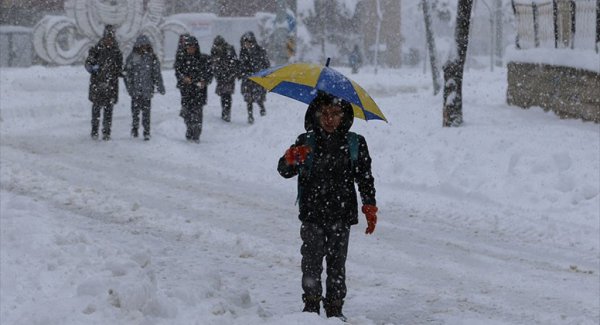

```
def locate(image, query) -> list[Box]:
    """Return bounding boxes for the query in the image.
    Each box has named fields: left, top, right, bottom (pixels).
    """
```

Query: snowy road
left=1, top=66, right=598, bottom=324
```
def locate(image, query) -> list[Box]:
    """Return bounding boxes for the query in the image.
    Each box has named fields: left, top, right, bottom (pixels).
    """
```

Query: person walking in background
left=123, top=34, right=165, bottom=141
left=174, top=35, right=212, bottom=143
left=210, top=35, right=238, bottom=122
left=349, top=45, right=363, bottom=74
left=238, top=31, right=270, bottom=124
left=277, top=92, right=378, bottom=321
left=85, top=24, right=122, bottom=141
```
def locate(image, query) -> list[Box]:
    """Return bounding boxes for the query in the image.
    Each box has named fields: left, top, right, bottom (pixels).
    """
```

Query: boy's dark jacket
left=277, top=96, right=376, bottom=226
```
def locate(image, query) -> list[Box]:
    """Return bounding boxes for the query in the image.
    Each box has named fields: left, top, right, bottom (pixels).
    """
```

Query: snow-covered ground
left=1, top=64, right=598, bottom=325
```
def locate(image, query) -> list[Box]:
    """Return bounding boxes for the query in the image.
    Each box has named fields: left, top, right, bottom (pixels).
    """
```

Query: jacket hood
left=213, top=35, right=226, bottom=46
left=99, top=24, right=119, bottom=48
left=211, top=35, right=228, bottom=54
left=183, top=35, right=201, bottom=53
left=240, top=31, right=257, bottom=47
left=134, top=34, right=151, bottom=48
left=103, top=25, right=116, bottom=38
left=304, top=91, right=354, bottom=134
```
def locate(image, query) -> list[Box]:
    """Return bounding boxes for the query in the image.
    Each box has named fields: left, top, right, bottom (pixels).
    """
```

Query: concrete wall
left=0, top=26, right=33, bottom=67
left=507, top=62, right=600, bottom=122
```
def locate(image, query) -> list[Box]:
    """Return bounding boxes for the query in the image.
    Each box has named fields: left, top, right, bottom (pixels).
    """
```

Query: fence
left=512, top=0, right=599, bottom=52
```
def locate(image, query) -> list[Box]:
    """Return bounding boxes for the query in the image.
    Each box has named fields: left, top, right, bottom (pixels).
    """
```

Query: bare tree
left=421, top=0, right=441, bottom=94
left=442, top=0, right=473, bottom=127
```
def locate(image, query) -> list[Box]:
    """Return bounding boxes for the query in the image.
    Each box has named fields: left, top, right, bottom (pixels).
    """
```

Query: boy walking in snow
left=277, top=92, right=378, bottom=320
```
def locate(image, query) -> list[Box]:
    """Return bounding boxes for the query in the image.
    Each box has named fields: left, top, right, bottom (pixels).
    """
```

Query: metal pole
left=481, top=0, right=494, bottom=71
left=511, top=0, right=521, bottom=49
left=374, top=0, right=382, bottom=74
left=596, top=0, right=599, bottom=52
left=532, top=2, right=540, bottom=47
left=421, top=0, right=441, bottom=93
left=491, top=16, right=495, bottom=71
left=494, top=0, right=503, bottom=67
left=553, top=0, right=558, bottom=48
left=570, top=0, right=576, bottom=49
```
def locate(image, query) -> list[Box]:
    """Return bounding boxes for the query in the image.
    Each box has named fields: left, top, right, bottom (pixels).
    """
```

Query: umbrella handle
left=325, top=57, right=330, bottom=67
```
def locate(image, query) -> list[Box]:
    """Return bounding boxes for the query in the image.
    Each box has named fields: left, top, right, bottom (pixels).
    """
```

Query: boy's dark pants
left=300, top=221, right=350, bottom=303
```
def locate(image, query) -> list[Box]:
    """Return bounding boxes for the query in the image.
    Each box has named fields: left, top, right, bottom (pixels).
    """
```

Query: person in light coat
left=123, top=34, right=165, bottom=140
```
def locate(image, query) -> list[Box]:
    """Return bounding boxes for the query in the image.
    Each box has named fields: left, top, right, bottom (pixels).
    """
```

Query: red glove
left=284, top=145, right=311, bottom=166
left=362, top=205, right=378, bottom=234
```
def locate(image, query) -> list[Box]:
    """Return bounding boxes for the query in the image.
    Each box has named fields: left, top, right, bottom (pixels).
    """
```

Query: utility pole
left=374, top=0, right=382, bottom=74
left=495, top=0, right=504, bottom=66
left=421, top=0, right=441, bottom=94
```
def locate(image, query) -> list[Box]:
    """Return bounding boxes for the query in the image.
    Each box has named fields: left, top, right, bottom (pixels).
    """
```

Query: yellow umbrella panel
left=249, top=63, right=387, bottom=122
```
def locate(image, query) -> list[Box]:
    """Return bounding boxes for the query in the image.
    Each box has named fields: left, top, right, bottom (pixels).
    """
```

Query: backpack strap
left=347, top=132, right=359, bottom=169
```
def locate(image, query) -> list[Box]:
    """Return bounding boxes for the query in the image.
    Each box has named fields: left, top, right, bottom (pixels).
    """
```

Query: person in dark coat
left=174, top=35, right=212, bottom=143
left=210, top=35, right=238, bottom=122
left=123, top=35, right=165, bottom=141
left=85, top=25, right=123, bottom=140
left=238, top=31, right=270, bottom=124
left=277, top=92, right=378, bottom=320
left=349, top=44, right=363, bottom=74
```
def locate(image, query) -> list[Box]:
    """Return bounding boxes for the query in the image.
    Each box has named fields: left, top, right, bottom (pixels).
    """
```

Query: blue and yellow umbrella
left=249, top=60, right=387, bottom=122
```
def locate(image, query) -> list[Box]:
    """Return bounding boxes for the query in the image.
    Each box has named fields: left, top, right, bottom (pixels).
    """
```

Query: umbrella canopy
left=249, top=61, right=387, bottom=122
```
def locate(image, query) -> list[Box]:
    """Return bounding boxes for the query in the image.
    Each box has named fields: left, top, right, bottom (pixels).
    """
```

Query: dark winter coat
left=123, top=35, right=165, bottom=99
left=278, top=94, right=376, bottom=226
left=174, top=35, right=213, bottom=106
left=85, top=34, right=123, bottom=105
left=210, top=35, right=238, bottom=96
left=239, top=32, right=270, bottom=103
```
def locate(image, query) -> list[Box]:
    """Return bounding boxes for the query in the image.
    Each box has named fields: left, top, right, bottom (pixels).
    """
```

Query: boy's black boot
left=324, top=297, right=347, bottom=321
left=302, top=294, right=321, bottom=314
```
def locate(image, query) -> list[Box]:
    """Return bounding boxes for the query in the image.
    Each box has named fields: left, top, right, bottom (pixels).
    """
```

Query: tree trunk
left=422, top=0, right=441, bottom=95
left=442, top=0, right=474, bottom=127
